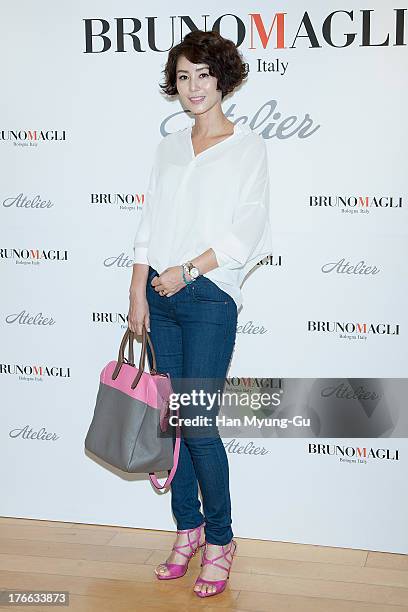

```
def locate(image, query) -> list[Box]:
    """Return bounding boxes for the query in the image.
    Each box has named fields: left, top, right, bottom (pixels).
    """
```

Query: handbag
left=84, top=325, right=180, bottom=491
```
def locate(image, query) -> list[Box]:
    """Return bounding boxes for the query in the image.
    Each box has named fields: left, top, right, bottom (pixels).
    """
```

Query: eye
left=178, top=75, right=187, bottom=80
left=199, top=73, right=209, bottom=78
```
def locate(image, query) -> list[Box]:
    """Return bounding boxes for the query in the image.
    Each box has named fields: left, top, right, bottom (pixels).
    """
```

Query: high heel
left=193, top=539, right=237, bottom=597
left=154, top=522, right=205, bottom=580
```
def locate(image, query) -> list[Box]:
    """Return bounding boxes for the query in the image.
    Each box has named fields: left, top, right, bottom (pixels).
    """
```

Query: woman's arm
left=130, top=263, right=149, bottom=297
left=128, top=263, right=150, bottom=334
left=189, top=248, right=219, bottom=275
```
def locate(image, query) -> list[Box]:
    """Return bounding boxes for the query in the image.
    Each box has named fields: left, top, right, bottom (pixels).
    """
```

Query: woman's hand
left=151, top=266, right=186, bottom=297
left=128, top=291, right=150, bottom=335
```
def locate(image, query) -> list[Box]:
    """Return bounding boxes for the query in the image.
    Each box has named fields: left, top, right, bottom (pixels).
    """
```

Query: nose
left=188, top=76, right=201, bottom=93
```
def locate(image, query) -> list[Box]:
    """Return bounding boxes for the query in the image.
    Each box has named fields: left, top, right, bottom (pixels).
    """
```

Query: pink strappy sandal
left=193, top=539, right=237, bottom=597
left=155, top=522, right=205, bottom=580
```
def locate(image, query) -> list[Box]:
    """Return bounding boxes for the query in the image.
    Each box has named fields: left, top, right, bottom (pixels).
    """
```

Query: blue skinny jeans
left=145, top=266, right=237, bottom=545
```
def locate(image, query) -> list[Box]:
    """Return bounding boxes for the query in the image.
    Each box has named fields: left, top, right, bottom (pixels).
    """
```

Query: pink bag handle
left=149, top=406, right=181, bottom=491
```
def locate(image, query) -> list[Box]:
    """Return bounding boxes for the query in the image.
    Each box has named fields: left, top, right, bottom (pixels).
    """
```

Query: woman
left=128, top=30, right=272, bottom=598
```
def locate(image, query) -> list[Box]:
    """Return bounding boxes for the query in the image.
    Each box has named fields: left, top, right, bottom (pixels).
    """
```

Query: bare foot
left=193, top=541, right=236, bottom=595
left=155, top=527, right=205, bottom=578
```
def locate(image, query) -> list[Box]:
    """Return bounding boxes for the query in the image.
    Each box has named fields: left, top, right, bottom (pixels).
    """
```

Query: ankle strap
left=172, top=523, right=204, bottom=559
left=201, top=540, right=236, bottom=572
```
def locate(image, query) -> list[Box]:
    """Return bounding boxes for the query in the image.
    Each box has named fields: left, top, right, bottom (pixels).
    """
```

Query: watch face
left=190, top=267, right=199, bottom=278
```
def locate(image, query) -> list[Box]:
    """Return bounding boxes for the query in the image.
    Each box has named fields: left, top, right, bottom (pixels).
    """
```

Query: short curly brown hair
left=160, top=30, right=248, bottom=99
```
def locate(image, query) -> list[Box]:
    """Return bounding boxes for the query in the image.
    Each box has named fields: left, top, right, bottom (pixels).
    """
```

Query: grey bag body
left=85, top=382, right=174, bottom=473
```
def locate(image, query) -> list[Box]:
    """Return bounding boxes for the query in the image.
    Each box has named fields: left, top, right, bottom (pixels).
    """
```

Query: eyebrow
left=176, top=66, right=209, bottom=74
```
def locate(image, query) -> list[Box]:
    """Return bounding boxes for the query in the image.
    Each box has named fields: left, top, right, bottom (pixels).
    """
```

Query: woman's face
left=175, top=55, right=221, bottom=115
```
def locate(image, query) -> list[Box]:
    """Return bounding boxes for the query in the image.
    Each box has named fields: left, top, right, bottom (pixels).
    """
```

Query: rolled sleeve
left=211, top=137, right=270, bottom=270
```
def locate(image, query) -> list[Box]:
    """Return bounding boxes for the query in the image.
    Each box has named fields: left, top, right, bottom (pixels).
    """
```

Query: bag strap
left=149, top=407, right=181, bottom=491
left=111, top=326, right=158, bottom=387
left=130, top=327, right=158, bottom=389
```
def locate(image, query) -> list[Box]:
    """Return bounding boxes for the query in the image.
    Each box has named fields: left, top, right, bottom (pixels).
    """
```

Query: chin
left=189, top=104, right=211, bottom=116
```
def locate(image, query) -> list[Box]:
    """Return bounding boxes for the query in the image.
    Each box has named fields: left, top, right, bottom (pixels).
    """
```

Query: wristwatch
left=183, top=261, right=200, bottom=280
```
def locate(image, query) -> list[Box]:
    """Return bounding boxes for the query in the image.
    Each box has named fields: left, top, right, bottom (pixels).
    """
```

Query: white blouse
left=133, top=122, right=273, bottom=310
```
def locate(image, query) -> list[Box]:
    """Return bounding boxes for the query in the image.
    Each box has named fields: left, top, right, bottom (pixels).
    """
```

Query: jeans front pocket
left=191, top=276, right=231, bottom=304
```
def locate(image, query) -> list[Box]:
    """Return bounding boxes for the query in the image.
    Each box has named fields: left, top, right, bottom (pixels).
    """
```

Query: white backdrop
left=1, top=1, right=407, bottom=554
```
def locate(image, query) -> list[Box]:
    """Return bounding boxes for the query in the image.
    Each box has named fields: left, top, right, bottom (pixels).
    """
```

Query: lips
left=189, top=96, right=205, bottom=104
